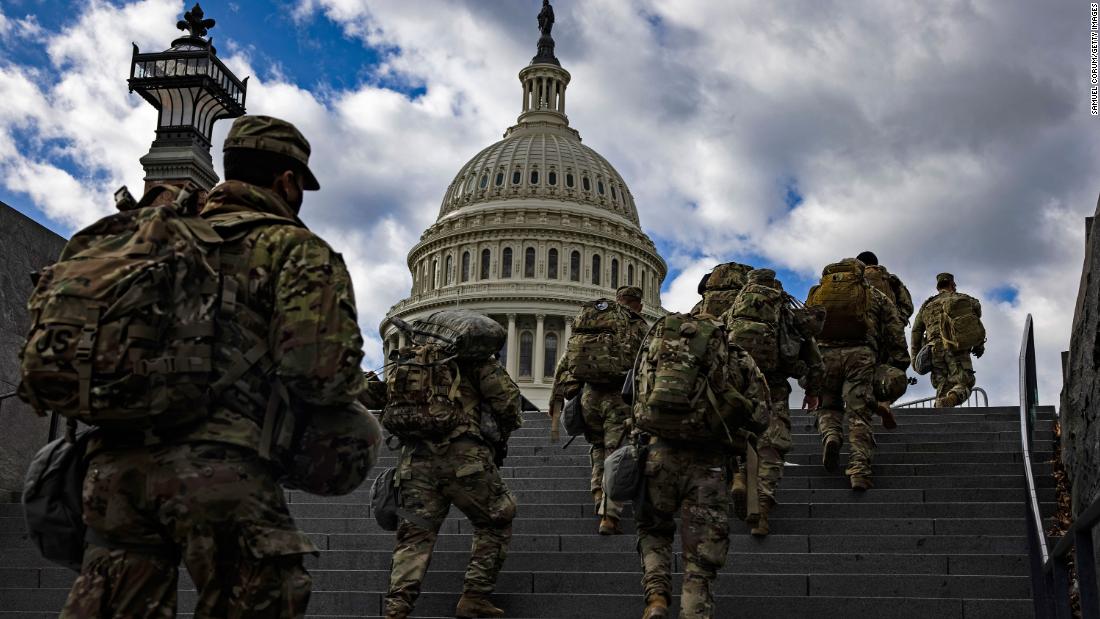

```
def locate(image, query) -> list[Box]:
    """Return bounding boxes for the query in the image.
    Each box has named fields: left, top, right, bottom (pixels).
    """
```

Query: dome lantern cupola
left=517, top=1, right=569, bottom=128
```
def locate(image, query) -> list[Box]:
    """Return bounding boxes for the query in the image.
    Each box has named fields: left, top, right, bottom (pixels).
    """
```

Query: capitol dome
left=381, top=3, right=667, bottom=406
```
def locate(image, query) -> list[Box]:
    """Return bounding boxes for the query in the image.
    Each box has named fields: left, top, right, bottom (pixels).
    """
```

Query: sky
left=0, top=0, right=1095, bottom=407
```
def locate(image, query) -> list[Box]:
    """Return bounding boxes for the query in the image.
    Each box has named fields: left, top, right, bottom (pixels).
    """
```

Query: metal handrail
left=895, top=387, right=989, bottom=408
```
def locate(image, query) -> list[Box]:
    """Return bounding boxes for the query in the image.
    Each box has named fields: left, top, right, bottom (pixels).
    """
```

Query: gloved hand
left=973, top=344, right=985, bottom=358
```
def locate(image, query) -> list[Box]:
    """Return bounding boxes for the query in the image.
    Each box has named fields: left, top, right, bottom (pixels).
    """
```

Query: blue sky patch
left=988, top=284, right=1019, bottom=305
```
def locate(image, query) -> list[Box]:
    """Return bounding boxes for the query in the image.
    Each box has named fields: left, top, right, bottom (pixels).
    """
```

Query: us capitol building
left=380, top=2, right=667, bottom=407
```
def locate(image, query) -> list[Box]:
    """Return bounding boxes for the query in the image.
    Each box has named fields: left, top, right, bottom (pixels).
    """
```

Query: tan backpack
left=863, top=265, right=897, bottom=305
left=939, top=294, right=985, bottom=352
left=566, top=299, right=636, bottom=384
left=696, top=262, right=753, bottom=318
left=806, top=260, right=871, bottom=342
left=383, top=343, right=467, bottom=441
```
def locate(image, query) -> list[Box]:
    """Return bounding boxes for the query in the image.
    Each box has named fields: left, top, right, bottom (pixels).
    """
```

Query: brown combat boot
left=455, top=592, right=505, bottom=618
left=642, top=593, right=670, bottom=619
left=751, top=497, right=774, bottom=537
left=730, top=470, right=747, bottom=521
left=850, top=475, right=873, bottom=491
left=599, top=515, right=623, bottom=535
left=876, top=402, right=898, bottom=429
left=822, top=436, right=841, bottom=472
left=937, top=392, right=961, bottom=408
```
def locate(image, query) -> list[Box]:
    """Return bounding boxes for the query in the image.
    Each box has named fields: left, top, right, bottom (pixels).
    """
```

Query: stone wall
left=0, top=203, right=66, bottom=498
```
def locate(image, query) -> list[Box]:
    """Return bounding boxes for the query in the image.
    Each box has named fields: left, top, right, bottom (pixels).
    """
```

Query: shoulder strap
left=205, top=211, right=301, bottom=233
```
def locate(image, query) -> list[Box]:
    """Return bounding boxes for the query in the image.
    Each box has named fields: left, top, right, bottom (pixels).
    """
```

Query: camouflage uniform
left=384, top=358, right=522, bottom=617
left=810, top=270, right=908, bottom=482
left=635, top=329, right=771, bottom=619
left=61, top=116, right=366, bottom=619
left=552, top=307, right=648, bottom=521
left=911, top=284, right=982, bottom=407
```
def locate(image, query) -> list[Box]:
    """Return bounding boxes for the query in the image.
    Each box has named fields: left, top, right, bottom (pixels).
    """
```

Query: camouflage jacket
left=885, top=268, right=915, bottom=323
left=437, top=356, right=522, bottom=446
left=173, top=181, right=367, bottom=450
left=812, top=286, right=909, bottom=369
left=911, top=291, right=982, bottom=354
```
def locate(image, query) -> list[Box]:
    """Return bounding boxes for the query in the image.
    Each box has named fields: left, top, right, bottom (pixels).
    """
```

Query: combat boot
left=599, top=515, right=623, bottom=535
left=751, top=497, right=774, bottom=537
left=822, top=436, right=841, bottom=472
left=937, top=392, right=961, bottom=408
left=642, top=593, right=670, bottom=619
left=850, top=475, right=873, bottom=491
left=455, top=593, right=504, bottom=618
left=730, top=470, right=747, bottom=521
left=876, top=402, right=898, bottom=429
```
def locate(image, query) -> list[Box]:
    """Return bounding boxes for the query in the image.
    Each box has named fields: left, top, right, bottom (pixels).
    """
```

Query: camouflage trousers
left=817, top=346, right=877, bottom=478
left=61, top=442, right=317, bottom=619
left=931, top=348, right=975, bottom=406
left=757, top=378, right=793, bottom=504
left=385, top=439, right=516, bottom=616
left=636, top=443, right=731, bottom=619
left=582, top=384, right=631, bottom=519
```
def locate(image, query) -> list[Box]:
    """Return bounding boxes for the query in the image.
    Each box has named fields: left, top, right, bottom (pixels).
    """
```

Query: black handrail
left=1024, top=314, right=1100, bottom=618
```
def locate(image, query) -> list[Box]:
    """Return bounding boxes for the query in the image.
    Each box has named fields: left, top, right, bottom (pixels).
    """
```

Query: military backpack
left=938, top=294, right=985, bottom=352
left=806, top=260, right=871, bottom=342
left=695, top=262, right=753, bottom=318
left=383, top=343, right=468, bottom=441
left=17, top=189, right=285, bottom=435
left=863, top=265, right=897, bottom=305
left=633, top=313, right=759, bottom=445
left=723, top=282, right=786, bottom=373
left=566, top=299, right=636, bottom=384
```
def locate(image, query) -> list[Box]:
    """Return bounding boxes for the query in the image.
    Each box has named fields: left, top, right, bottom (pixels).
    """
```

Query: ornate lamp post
left=128, top=3, right=247, bottom=192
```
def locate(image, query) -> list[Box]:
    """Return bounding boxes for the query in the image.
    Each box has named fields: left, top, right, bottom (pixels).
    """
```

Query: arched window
left=592, top=254, right=602, bottom=286
left=495, top=171, right=504, bottom=186
left=548, top=248, right=559, bottom=279
left=611, top=258, right=619, bottom=289
left=444, top=255, right=453, bottom=285
left=627, top=263, right=634, bottom=286
left=461, top=251, right=471, bottom=282
left=512, top=170, right=522, bottom=184
left=548, top=171, right=557, bottom=186
left=610, top=185, right=617, bottom=200
left=480, top=249, right=491, bottom=280
left=502, top=247, right=513, bottom=278
left=566, top=173, right=575, bottom=188
left=582, top=176, right=591, bottom=191
left=519, top=331, right=533, bottom=377
left=570, top=250, right=581, bottom=282
left=597, top=180, right=605, bottom=195
left=479, top=174, right=488, bottom=189
left=524, top=247, right=536, bottom=278
left=544, top=333, right=558, bottom=377
left=530, top=170, right=539, bottom=185
left=431, top=259, right=438, bottom=289
left=465, top=175, right=476, bottom=193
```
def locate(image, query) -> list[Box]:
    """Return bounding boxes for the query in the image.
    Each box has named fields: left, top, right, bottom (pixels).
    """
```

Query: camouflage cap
left=223, top=115, right=321, bottom=190
left=936, top=272, right=955, bottom=287
left=747, top=268, right=776, bottom=283
left=616, top=285, right=643, bottom=300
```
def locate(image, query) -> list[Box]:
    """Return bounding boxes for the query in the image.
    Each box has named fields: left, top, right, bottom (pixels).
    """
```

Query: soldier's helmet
left=616, top=285, right=643, bottom=301
left=936, top=272, right=955, bottom=288
left=223, top=115, right=321, bottom=190
left=747, top=268, right=781, bottom=288
left=280, top=401, right=383, bottom=496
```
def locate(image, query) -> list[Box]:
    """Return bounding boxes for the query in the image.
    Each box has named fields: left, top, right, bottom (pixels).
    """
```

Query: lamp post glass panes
left=129, top=3, right=247, bottom=192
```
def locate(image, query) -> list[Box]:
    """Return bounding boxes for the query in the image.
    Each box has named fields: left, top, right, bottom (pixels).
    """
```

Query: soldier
left=632, top=313, right=771, bottom=619
left=722, top=269, right=825, bottom=536
left=59, top=115, right=368, bottom=618
left=911, top=273, right=985, bottom=407
left=857, top=251, right=914, bottom=427
left=550, top=285, right=649, bottom=535
left=806, top=258, right=909, bottom=490
left=383, top=352, right=522, bottom=619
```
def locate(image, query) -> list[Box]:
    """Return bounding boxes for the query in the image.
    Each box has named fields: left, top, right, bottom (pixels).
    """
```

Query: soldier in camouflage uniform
left=550, top=286, right=649, bottom=535
left=61, top=115, right=368, bottom=618
left=911, top=273, right=984, bottom=407
left=384, top=356, right=522, bottom=619
left=808, top=258, right=909, bottom=490
left=857, top=251, right=914, bottom=427
left=634, top=320, right=771, bottom=619
left=725, top=269, right=825, bottom=536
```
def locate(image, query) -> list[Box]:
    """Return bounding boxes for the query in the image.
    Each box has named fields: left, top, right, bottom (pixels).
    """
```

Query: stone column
left=534, top=314, right=546, bottom=384
left=506, top=313, right=518, bottom=377
left=564, top=317, right=572, bottom=343
left=398, top=332, right=407, bottom=349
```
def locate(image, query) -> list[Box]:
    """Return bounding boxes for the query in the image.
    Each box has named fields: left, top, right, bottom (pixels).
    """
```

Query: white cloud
left=1, top=0, right=1094, bottom=407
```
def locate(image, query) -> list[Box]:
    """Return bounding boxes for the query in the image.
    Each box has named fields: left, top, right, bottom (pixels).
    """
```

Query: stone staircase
left=0, top=404, right=1057, bottom=618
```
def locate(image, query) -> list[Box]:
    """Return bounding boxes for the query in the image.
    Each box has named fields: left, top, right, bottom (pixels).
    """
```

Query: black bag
left=23, top=429, right=92, bottom=571
left=914, top=343, right=933, bottom=375
left=370, top=467, right=435, bottom=532
left=561, top=395, right=587, bottom=436
left=404, top=310, right=506, bottom=360
left=603, top=442, right=647, bottom=502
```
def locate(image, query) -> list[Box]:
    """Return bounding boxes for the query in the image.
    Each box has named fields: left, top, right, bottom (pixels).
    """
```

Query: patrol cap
left=223, top=115, right=321, bottom=190
left=616, top=286, right=643, bottom=300
left=747, top=268, right=776, bottom=283
left=936, top=272, right=955, bottom=288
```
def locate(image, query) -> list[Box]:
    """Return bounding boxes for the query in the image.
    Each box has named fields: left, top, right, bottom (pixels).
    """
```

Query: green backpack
left=383, top=343, right=468, bottom=441
left=695, top=262, right=753, bottom=318
left=939, top=294, right=985, bottom=352
left=806, top=260, right=871, bottom=342
left=723, top=283, right=786, bottom=373
left=566, top=299, right=636, bottom=384
left=634, top=314, right=756, bottom=444
left=17, top=190, right=283, bottom=434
